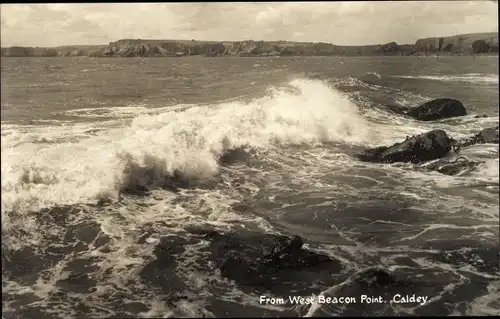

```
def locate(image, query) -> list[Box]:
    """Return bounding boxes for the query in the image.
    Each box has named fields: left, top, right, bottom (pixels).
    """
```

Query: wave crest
left=2, top=78, right=370, bottom=247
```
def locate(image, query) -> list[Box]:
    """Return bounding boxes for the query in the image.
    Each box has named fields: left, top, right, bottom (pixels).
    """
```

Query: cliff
left=414, top=32, right=498, bottom=54
left=1, top=32, right=497, bottom=58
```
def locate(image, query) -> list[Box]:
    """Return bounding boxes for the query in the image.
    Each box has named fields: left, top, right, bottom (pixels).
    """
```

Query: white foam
left=1, top=78, right=371, bottom=238
left=58, top=104, right=194, bottom=119
left=0, top=121, right=122, bottom=147
left=471, top=158, right=499, bottom=181
left=467, top=280, right=500, bottom=316
left=365, top=72, right=382, bottom=79
left=391, top=73, right=499, bottom=84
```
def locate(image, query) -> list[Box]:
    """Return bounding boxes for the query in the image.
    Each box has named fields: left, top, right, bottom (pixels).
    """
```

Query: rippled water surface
left=2, top=56, right=499, bottom=317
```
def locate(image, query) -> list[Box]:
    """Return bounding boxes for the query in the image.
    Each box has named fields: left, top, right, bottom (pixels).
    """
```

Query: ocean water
left=1, top=56, right=499, bottom=318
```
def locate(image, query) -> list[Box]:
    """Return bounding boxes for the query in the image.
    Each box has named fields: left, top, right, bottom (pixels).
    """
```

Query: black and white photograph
left=1, top=1, right=499, bottom=318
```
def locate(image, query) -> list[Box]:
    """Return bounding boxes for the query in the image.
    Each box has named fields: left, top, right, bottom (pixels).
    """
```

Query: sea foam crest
left=1, top=78, right=369, bottom=223
left=391, top=73, right=499, bottom=84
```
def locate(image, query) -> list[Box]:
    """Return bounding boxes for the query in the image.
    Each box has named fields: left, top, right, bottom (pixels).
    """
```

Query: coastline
left=1, top=32, right=498, bottom=58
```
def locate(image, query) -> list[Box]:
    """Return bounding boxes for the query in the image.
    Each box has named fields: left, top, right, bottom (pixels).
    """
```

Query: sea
left=1, top=56, right=499, bottom=318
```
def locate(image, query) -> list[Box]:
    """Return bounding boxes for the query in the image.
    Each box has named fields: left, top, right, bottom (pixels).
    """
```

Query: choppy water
left=1, top=56, right=499, bottom=318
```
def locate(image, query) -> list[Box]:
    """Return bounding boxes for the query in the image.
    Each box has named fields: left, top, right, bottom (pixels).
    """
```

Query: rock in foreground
left=202, top=229, right=338, bottom=287
left=142, top=227, right=341, bottom=293
left=357, top=129, right=454, bottom=164
left=406, top=98, right=467, bottom=121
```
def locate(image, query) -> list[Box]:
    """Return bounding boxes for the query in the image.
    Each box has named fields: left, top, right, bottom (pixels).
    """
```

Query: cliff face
left=1, top=33, right=497, bottom=58
left=414, top=32, right=498, bottom=54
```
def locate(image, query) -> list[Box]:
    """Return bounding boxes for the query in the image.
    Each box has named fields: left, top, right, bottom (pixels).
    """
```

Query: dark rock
left=356, top=146, right=389, bottom=162
left=142, top=226, right=341, bottom=293
left=459, top=126, right=499, bottom=147
left=474, top=114, right=488, bottom=118
left=422, top=157, right=483, bottom=175
left=406, top=98, right=467, bottom=121
left=204, top=230, right=337, bottom=286
left=357, top=129, right=454, bottom=164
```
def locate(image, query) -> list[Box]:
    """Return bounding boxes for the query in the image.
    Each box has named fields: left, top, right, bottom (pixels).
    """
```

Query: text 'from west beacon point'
left=259, top=294, right=429, bottom=306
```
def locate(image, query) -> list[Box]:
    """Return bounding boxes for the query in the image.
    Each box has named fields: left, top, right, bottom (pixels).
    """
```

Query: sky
left=0, top=2, right=498, bottom=47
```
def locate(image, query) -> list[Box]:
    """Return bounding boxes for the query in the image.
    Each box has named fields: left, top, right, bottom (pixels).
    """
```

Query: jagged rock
left=475, top=126, right=499, bottom=144
left=459, top=126, right=499, bottom=147
left=406, top=98, right=467, bottom=121
left=357, top=130, right=455, bottom=164
left=474, top=114, right=488, bottom=118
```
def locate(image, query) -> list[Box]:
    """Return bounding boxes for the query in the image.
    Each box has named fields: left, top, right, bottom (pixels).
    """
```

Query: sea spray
left=1, top=78, right=370, bottom=250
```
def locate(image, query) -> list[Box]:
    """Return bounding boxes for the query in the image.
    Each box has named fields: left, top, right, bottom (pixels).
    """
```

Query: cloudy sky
left=1, top=2, right=497, bottom=47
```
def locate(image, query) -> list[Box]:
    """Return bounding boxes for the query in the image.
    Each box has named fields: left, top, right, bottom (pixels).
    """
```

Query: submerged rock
left=357, top=129, right=454, bottom=164
left=422, top=157, right=483, bottom=175
left=349, top=268, right=410, bottom=287
left=406, top=98, right=467, bottom=121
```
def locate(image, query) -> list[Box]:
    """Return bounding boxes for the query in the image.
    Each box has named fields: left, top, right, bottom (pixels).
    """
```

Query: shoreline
left=2, top=32, right=498, bottom=58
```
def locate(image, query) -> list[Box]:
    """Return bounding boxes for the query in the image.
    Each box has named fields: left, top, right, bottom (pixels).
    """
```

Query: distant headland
left=1, top=32, right=497, bottom=57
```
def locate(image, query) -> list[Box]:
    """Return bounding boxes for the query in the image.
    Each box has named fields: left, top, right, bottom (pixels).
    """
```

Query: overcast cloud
left=0, top=1, right=497, bottom=47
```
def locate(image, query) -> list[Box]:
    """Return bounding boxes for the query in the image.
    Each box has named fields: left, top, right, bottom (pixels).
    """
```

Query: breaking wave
left=1, top=78, right=371, bottom=245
